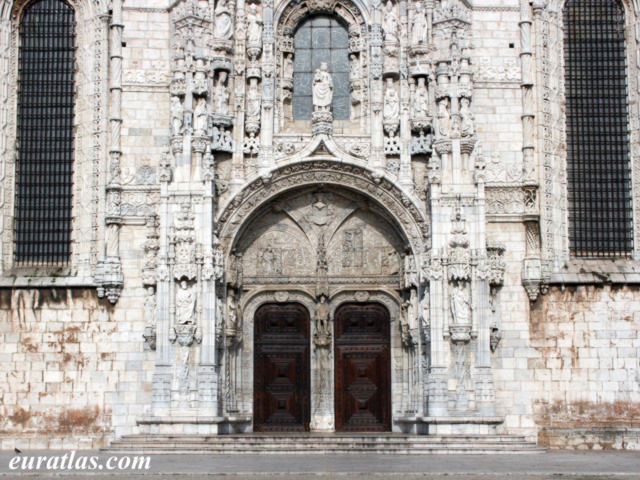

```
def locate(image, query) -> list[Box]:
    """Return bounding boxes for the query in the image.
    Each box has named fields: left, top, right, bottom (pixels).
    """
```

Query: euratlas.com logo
left=9, top=451, right=151, bottom=471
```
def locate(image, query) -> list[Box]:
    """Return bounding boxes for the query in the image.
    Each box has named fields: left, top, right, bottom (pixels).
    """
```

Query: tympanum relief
left=235, top=189, right=404, bottom=285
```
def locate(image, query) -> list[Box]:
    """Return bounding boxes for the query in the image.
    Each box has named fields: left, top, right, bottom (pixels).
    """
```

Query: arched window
left=15, top=0, right=75, bottom=264
left=564, top=0, right=632, bottom=257
left=292, top=15, right=350, bottom=120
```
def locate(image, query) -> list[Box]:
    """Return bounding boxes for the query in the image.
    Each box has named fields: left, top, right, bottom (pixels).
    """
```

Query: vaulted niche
left=292, top=16, right=350, bottom=121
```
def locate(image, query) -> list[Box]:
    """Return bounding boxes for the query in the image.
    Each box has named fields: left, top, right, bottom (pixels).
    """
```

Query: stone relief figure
left=312, top=62, right=333, bottom=111
left=246, top=4, right=262, bottom=45
left=437, top=97, right=451, bottom=137
left=213, top=71, right=230, bottom=115
left=411, top=1, right=429, bottom=45
left=450, top=282, right=470, bottom=325
left=460, top=97, right=474, bottom=137
left=193, top=97, right=208, bottom=133
left=214, top=0, right=234, bottom=40
left=349, top=53, right=360, bottom=82
left=283, top=53, right=294, bottom=79
left=246, top=77, right=261, bottom=118
left=176, top=280, right=196, bottom=325
left=171, top=96, right=183, bottom=135
left=314, top=294, right=331, bottom=341
left=383, top=78, right=399, bottom=122
left=382, top=0, right=399, bottom=43
left=226, top=289, right=241, bottom=333
left=412, top=77, right=429, bottom=118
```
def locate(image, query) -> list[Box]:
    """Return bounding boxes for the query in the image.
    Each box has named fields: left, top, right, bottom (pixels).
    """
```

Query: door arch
left=253, top=302, right=311, bottom=431
left=334, top=302, right=391, bottom=431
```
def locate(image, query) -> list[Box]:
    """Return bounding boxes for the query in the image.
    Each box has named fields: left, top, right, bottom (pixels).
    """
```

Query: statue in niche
left=411, top=1, right=429, bottom=45
left=193, top=97, right=208, bottom=133
left=412, top=77, right=429, bottom=118
left=460, top=97, right=474, bottom=137
left=226, top=289, right=241, bottom=333
left=349, top=53, right=360, bottom=82
left=144, top=286, right=156, bottom=323
left=170, top=96, right=183, bottom=135
left=213, top=72, right=230, bottom=115
left=382, top=0, right=399, bottom=43
left=450, top=282, right=470, bottom=325
left=383, top=78, right=400, bottom=123
left=437, top=97, right=451, bottom=137
left=283, top=53, right=294, bottom=79
left=247, top=3, right=262, bottom=45
left=312, top=62, right=333, bottom=111
left=314, top=294, right=331, bottom=343
left=214, top=0, right=234, bottom=40
left=246, top=78, right=261, bottom=118
left=176, top=280, right=196, bottom=325
left=400, top=299, right=415, bottom=347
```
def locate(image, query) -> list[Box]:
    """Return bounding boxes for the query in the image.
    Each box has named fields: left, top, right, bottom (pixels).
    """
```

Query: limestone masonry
left=0, top=0, right=639, bottom=450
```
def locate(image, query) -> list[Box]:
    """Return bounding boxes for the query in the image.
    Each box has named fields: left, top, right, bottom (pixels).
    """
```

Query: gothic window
left=292, top=15, right=350, bottom=120
left=15, top=0, right=75, bottom=264
left=564, top=0, right=632, bottom=257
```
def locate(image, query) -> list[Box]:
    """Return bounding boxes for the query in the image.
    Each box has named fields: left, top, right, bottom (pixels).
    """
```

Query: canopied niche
left=276, top=0, right=368, bottom=130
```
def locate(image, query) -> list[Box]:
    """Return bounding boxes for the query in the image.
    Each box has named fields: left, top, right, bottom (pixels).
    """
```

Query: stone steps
left=105, top=434, right=545, bottom=454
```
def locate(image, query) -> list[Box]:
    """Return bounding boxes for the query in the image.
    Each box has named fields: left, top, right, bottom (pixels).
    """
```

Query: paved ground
left=0, top=451, right=639, bottom=479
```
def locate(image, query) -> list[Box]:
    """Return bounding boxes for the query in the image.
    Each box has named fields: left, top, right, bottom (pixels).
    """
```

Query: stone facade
left=0, top=0, right=639, bottom=450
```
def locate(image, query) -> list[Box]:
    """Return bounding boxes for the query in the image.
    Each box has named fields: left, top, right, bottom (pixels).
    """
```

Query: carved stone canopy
left=217, top=159, right=428, bottom=262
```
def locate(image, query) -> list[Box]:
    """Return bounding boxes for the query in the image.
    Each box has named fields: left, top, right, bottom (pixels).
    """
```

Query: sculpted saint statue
left=460, top=97, right=475, bottom=137
left=314, top=294, right=330, bottom=339
left=214, top=0, right=233, bottom=40
left=382, top=0, right=399, bottom=43
left=246, top=78, right=261, bottom=118
left=226, top=289, right=240, bottom=332
left=349, top=53, right=360, bottom=82
left=450, top=282, right=471, bottom=325
left=247, top=4, right=263, bottom=45
left=312, top=62, right=333, bottom=110
left=213, top=72, right=230, bottom=115
left=383, top=78, right=400, bottom=122
left=170, top=96, right=183, bottom=135
left=283, top=53, right=294, bottom=79
left=176, top=280, right=196, bottom=325
left=437, top=98, right=451, bottom=137
left=411, top=1, right=429, bottom=45
left=413, top=76, right=429, bottom=118
left=193, top=97, right=208, bottom=133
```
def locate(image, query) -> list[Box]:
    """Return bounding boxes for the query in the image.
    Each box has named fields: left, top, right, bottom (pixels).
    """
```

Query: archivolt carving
left=276, top=0, right=368, bottom=35
left=217, top=159, right=428, bottom=260
left=241, top=289, right=316, bottom=329
left=329, top=289, right=401, bottom=322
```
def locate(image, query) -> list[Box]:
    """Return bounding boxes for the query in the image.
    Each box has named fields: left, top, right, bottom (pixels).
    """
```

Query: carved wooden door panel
left=254, top=303, right=310, bottom=431
left=334, top=303, right=391, bottom=431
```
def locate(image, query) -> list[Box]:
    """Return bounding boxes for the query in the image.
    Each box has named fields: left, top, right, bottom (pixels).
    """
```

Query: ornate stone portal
left=141, top=0, right=504, bottom=435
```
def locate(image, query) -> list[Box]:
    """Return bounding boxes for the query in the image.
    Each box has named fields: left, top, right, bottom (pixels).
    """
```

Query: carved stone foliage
left=217, top=160, right=427, bottom=259
left=234, top=189, right=404, bottom=285
left=447, top=206, right=470, bottom=282
left=486, top=187, right=527, bottom=215
left=171, top=203, right=198, bottom=281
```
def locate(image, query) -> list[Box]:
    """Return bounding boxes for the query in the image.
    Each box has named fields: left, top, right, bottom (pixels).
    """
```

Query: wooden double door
left=253, top=302, right=391, bottom=432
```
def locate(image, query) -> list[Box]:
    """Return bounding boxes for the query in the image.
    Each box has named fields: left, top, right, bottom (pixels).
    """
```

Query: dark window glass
left=15, top=0, right=75, bottom=265
left=564, top=0, right=632, bottom=257
left=293, top=15, right=350, bottom=120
